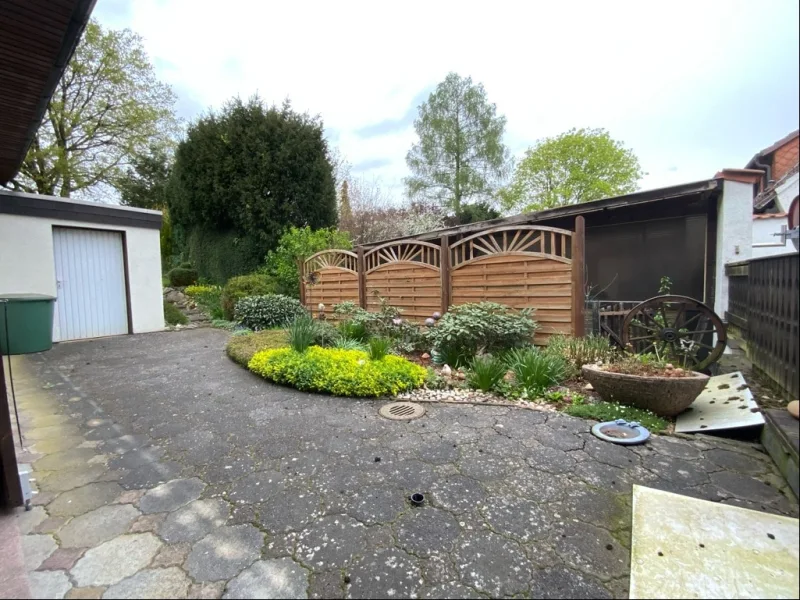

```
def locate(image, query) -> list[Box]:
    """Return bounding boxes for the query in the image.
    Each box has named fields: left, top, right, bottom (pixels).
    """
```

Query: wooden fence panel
left=450, top=225, right=575, bottom=344
left=302, top=250, right=359, bottom=319
left=364, top=241, right=441, bottom=322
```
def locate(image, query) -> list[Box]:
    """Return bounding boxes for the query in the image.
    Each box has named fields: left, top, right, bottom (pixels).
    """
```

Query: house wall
left=776, top=170, right=799, bottom=211
left=752, top=216, right=791, bottom=258
left=0, top=214, right=164, bottom=334
left=715, top=179, right=753, bottom=324
left=773, top=137, right=800, bottom=181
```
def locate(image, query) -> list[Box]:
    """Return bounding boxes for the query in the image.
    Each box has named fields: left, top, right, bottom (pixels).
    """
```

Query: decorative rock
left=441, top=365, right=452, bottom=376
left=584, top=383, right=594, bottom=391
left=504, top=370, right=515, bottom=383
left=103, top=567, right=191, bottom=599
left=223, top=558, right=309, bottom=599
left=421, top=353, right=431, bottom=360
left=788, top=400, right=799, bottom=420
left=70, top=534, right=163, bottom=587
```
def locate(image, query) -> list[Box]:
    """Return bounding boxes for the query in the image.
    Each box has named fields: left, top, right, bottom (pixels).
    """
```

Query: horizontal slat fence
left=725, top=253, right=799, bottom=399
left=301, top=218, right=586, bottom=342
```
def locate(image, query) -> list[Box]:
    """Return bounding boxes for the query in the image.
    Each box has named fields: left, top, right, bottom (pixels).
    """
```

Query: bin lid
left=0, top=293, right=56, bottom=301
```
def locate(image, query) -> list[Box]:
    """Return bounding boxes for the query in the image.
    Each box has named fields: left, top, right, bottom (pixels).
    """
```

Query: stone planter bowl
left=581, top=364, right=709, bottom=417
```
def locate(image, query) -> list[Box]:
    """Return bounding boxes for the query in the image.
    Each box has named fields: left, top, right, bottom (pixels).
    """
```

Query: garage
left=0, top=190, right=164, bottom=342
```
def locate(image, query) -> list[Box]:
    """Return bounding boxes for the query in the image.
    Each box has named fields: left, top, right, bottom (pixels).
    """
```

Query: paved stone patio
left=8, top=329, right=798, bottom=599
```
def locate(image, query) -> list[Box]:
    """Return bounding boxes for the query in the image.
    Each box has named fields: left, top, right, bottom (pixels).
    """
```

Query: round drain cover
left=379, top=402, right=426, bottom=421
left=591, top=419, right=650, bottom=445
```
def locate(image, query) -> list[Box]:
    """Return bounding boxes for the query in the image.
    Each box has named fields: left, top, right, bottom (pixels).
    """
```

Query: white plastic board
left=675, top=371, right=765, bottom=433
left=630, top=485, right=799, bottom=599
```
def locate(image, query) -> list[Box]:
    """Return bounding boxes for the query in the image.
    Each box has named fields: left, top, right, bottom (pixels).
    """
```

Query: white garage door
left=52, top=227, right=129, bottom=341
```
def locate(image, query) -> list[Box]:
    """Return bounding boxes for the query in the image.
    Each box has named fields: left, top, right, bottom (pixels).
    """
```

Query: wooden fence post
left=297, top=258, right=306, bottom=308
left=356, top=247, right=367, bottom=309
left=440, top=234, right=451, bottom=314
left=571, top=216, right=586, bottom=337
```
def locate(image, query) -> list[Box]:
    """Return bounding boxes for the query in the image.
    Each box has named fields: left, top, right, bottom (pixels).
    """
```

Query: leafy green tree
left=500, top=128, right=643, bottom=213
left=405, top=73, right=509, bottom=215
left=168, top=96, right=337, bottom=281
left=265, top=226, right=352, bottom=297
left=8, top=20, right=178, bottom=197
left=117, top=145, right=172, bottom=210
left=447, top=201, right=501, bottom=226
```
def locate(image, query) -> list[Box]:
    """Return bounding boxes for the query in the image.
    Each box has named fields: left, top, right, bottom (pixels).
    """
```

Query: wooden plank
left=441, top=234, right=451, bottom=314
left=571, top=215, right=585, bottom=337
left=297, top=258, right=305, bottom=307
left=357, top=247, right=367, bottom=309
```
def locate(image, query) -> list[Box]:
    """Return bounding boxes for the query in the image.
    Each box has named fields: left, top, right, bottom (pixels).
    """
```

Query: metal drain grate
left=379, top=401, right=426, bottom=421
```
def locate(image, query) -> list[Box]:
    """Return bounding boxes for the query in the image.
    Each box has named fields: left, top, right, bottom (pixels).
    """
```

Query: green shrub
left=338, top=320, right=369, bottom=342
left=427, top=302, right=537, bottom=364
left=368, top=337, right=391, bottom=361
left=225, top=329, right=287, bottom=367
left=235, top=294, right=307, bottom=330
left=565, top=401, right=668, bottom=432
left=332, top=338, right=368, bottom=352
left=466, top=355, right=507, bottom=391
left=546, top=334, right=615, bottom=375
left=164, top=301, right=188, bottom=325
left=265, top=226, right=353, bottom=297
left=167, top=267, right=198, bottom=287
left=180, top=261, right=193, bottom=269
left=221, top=273, right=277, bottom=320
left=505, top=347, right=568, bottom=395
left=287, top=315, right=317, bottom=353
left=186, top=228, right=265, bottom=285
left=249, top=346, right=426, bottom=397
left=312, top=320, right=339, bottom=347
left=432, top=345, right=470, bottom=369
left=333, top=298, right=424, bottom=352
left=185, top=285, right=223, bottom=319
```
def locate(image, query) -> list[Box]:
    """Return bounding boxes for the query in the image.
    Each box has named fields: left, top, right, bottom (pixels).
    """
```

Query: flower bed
left=248, top=346, right=426, bottom=397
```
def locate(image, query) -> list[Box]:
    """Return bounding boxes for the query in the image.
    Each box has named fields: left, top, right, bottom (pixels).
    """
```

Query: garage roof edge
left=0, top=189, right=162, bottom=230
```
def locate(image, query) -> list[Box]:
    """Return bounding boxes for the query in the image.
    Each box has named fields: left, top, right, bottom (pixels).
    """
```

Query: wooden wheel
left=622, top=295, right=726, bottom=371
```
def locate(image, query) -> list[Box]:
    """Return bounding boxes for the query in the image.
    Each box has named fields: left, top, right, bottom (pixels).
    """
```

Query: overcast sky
left=96, top=0, right=799, bottom=204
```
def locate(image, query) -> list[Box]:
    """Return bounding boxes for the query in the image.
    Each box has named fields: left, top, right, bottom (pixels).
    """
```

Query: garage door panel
left=53, top=228, right=129, bottom=341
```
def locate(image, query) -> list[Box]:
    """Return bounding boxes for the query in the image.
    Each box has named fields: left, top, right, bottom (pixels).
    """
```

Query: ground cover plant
left=225, top=329, right=287, bottom=366
left=248, top=346, right=426, bottom=397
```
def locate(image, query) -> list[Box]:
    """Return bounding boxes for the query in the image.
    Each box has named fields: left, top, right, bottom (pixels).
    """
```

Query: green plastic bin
left=0, top=294, right=56, bottom=355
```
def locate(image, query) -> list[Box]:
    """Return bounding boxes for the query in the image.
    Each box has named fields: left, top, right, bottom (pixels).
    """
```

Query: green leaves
left=405, top=73, right=510, bottom=214
left=500, top=127, right=643, bottom=213
left=265, top=226, right=352, bottom=297
left=14, top=20, right=179, bottom=197
left=169, top=97, right=338, bottom=283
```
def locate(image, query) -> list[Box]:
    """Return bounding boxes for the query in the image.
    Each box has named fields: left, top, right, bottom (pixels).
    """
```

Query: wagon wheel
left=622, top=295, right=726, bottom=371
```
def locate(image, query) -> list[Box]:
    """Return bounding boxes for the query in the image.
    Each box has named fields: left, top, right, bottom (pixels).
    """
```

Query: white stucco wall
left=715, top=179, right=753, bottom=321
left=752, top=216, right=791, bottom=257
left=0, top=214, right=164, bottom=335
left=775, top=171, right=799, bottom=212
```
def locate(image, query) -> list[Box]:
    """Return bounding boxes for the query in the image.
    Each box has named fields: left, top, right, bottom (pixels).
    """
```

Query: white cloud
left=95, top=0, right=800, bottom=201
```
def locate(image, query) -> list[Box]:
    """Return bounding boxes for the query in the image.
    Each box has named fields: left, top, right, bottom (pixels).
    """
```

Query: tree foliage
left=501, top=128, right=643, bottom=213
left=168, top=96, right=337, bottom=280
left=337, top=176, right=444, bottom=244
left=265, top=226, right=353, bottom=297
left=405, top=73, right=509, bottom=215
left=117, top=144, right=172, bottom=209
left=8, top=20, right=178, bottom=198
